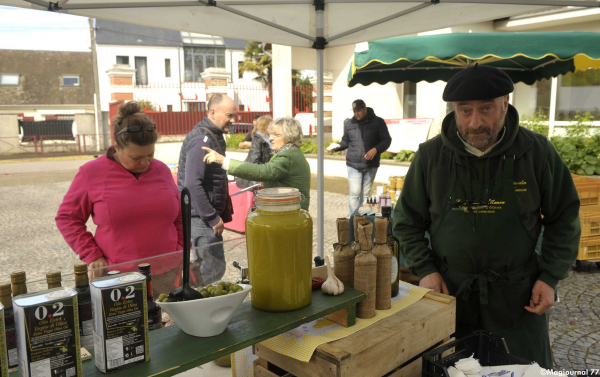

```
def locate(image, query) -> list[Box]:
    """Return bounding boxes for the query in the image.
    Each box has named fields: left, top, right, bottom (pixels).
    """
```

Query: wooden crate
left=580, top=206, right=600, bottom=237
left=254, top=292, right=456, bottom=377
left=576, top=182, right=600, bottom=207
left=572, top=174, right=600, bottom=208
left=578, top=235, right=600, bottom=262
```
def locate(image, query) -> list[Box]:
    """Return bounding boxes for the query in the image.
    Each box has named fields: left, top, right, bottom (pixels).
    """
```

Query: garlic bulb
left=321, top=255, right=344, bottom=295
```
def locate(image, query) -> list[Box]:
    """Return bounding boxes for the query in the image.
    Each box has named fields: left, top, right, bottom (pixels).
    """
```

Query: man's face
left=454, top=95, right=509, bottom=151
left=209, top=96, right=237, bottom=132
left=353, top=107, right=367, bottom=121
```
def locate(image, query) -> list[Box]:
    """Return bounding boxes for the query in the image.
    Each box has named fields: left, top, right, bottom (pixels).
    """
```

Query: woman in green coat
left=202, top=117, right=311, bottom=210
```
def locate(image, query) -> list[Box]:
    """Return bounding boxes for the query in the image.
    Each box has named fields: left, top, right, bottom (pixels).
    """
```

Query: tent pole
left=315, top=3, right=325, bottom=260
left=317, top=49, right=325, bottom=260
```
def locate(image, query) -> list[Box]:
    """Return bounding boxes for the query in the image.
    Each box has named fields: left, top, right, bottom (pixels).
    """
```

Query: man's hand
left=212, top=218, right=224, bottom=237
left=238, top=141, right=252, bottom=148
left=419, top=272, right=449, bottom=294
left=202, top=147, right=225, bottom=165
left=88, top=256, right=108, bottom=280
left=525, top=280, right=555, bottom=315
left=364, top=148, right=378, bottom=160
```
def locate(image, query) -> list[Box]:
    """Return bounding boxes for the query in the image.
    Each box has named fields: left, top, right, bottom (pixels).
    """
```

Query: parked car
left=229, top=123, right=253, bottom=134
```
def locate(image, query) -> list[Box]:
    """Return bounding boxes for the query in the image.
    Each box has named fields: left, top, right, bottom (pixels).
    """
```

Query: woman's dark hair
left=112, top=101, right=158, bottom=148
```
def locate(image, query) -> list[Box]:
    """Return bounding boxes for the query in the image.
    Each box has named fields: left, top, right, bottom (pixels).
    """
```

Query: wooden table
left=254, top=292, right=456, bottom=377
left=9, top=288, right=366, bottom=377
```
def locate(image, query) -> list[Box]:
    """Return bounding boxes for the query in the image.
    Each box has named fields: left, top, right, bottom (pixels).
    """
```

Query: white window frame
left=61, top=75, right=80, bottom=87
left=0, top=73, right=20, bottom=86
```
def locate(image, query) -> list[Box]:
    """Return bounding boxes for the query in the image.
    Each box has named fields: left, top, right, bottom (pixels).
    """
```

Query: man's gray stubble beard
left=457, top=108, right=506, bottom=149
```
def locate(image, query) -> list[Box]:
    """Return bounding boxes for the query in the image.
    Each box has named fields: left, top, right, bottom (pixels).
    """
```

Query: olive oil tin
left=90, top=272, right=149, bottom=373
left=13, top=288, right=81, bottom=377
left=0, top=304, right=8, bottom=377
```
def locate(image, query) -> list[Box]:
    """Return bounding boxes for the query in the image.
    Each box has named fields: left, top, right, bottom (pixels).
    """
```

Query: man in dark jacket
left=393, top=65, right=580, bottom=368
left=178, top=93, right=235, bottom=284
left=332, top=99, right=391, bottom=216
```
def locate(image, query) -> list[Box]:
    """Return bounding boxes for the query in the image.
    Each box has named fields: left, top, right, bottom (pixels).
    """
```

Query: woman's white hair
left=269, top=117, right=303, bottom=147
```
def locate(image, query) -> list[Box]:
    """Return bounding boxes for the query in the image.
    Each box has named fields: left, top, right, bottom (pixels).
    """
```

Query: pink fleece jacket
left=56, top=155, right=183, bottom=274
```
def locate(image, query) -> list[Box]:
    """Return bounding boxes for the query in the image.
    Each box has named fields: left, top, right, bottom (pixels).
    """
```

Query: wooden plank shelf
left=9, top=288, right=366, bottom=377
left=255, top=292, right=456, bottom=377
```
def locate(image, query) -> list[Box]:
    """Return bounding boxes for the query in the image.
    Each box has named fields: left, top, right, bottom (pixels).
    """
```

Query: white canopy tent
left=4, top=0, right=598, bottom=259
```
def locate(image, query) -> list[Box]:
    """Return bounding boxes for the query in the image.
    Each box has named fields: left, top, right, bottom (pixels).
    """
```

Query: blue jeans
left=347, top=166, right=378, bottom=217
left=191, top=217, right=226, bottom=285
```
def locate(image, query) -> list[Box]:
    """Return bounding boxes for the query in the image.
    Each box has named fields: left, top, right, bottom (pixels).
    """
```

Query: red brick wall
left=110, top=76, right=133, bottom=86
left=204, top=78, right=227, bottom=87
left=312, top=84, right=333, bottom=91
left=111, top=92, right=133, bottom=101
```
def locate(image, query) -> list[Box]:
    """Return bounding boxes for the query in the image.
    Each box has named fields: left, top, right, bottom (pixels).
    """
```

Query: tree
left=239, top=41, right=308, bottom=87
left=239, top=41, right=272, bottom=87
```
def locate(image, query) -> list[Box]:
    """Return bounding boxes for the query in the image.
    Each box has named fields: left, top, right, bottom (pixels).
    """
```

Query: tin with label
left=13, top=288, right=81, bottom=377
left=0, top=304, right=8, bottom=377
left=90, top=272, right=149, bottom=373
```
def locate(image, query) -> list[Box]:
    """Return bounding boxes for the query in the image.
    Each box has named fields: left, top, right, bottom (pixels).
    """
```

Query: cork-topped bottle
left=10, top=271, right=27, bottom=297
left=0, top=282, right=17, bottom=369
left=350, top=215, right=365, bottom=253
left=46, top=270, right=62, bottom=289
left=354, top=220, right=377, bottom=319
left=372, top=217, right=392, bottom=310
left=333, top=218, right=355, bottom=288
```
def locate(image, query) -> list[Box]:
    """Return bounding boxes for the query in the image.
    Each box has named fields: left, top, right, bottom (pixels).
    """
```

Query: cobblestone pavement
left=1, top=179, right=598, bottom=371
left=550, top=261, right=600, bottom=371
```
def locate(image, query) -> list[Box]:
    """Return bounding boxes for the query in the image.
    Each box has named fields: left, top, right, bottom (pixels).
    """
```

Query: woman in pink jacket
left=56, top=101, right=183, bottom=295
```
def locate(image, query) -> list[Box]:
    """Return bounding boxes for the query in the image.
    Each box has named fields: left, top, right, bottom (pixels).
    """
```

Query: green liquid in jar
left=246, top=208, right=313, bottom=312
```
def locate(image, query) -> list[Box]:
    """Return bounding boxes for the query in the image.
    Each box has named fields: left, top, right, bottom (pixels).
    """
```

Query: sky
left=0, top=6, right=90, bottom=51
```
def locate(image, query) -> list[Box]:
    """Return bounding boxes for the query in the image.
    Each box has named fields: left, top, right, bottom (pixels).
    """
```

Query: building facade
left=0, top=49, right=95, bottom=119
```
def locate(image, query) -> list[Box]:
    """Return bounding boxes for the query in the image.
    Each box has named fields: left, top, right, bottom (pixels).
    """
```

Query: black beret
left=443, top=64, right=514, bottom=102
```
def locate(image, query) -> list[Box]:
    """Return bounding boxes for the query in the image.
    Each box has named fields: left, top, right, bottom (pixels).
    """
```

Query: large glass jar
left=246, top=187, right=313, bottom=312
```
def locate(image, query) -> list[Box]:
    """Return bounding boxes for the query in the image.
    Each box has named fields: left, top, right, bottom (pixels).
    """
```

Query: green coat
left=393, top=105, right=580, bottom=368
left=228, top=148, right=311, bottom=211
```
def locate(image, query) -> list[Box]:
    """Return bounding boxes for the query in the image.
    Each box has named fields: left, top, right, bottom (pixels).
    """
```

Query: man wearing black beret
left=393, top=64, right=580, bottom=368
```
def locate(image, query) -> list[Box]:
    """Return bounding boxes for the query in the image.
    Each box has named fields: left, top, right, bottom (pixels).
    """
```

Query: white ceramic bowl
left=157, top=284, right=252, bottom=337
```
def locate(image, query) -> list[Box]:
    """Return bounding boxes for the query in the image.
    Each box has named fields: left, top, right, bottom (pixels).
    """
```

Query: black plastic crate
left=422, top=330, right=531, bottom=377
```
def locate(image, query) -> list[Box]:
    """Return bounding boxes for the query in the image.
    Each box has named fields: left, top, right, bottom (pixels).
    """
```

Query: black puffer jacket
left=338, top=107, right=392, bottom=169
left=178, top=117, right=232, bottom=226
left=236, top=132, right=272, bottom=189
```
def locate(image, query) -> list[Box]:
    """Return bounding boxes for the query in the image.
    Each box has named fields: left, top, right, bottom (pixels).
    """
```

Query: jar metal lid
left=255, top=187, right=301, bottom=203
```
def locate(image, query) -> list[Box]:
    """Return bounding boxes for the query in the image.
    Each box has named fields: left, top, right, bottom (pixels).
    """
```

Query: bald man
left=178, top=93, right=236, bottom=285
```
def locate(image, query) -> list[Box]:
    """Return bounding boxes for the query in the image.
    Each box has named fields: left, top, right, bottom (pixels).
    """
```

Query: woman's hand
left=88, top=256, right=109, bottom=280
left=202, top=147, right=225, bottom=165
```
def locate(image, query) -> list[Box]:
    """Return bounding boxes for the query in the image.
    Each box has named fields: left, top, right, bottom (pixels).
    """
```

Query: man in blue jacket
left=332, top=99, right=392, bottom=216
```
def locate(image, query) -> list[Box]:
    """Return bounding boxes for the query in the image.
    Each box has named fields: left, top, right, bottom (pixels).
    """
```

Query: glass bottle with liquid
left=0, top=282, right=17, bottom=369
left=10, top=271, right=27, bottom=297
left=74, top=263, right=94, bottom=348
left=46, top=270, right=62, bottom=289
left=138, top=264, right=162, bottom=330
left=382, top=206, right=400, bottom=297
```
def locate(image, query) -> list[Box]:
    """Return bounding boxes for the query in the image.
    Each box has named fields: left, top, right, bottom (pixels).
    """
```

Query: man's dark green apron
left=430, top=148, right=553, bottom=369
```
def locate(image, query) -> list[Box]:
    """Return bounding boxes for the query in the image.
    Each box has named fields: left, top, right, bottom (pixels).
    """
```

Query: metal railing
left=0, top=134, right=111, bottom=159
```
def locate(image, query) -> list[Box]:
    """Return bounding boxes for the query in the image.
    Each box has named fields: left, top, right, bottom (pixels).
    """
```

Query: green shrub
left=226, top=134, right=248, bottom=150
left=380, top=151, right=395, bottom=160
left=300, top=140, right=317, bottom=154
left=394, top=149, right=415, bottom=162
left=551, top=112, right=599, bottom=175
left=521, top=112, right=549, bottom=137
